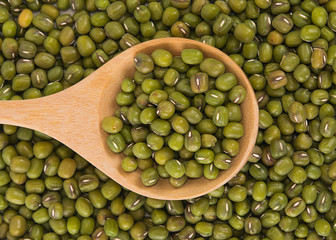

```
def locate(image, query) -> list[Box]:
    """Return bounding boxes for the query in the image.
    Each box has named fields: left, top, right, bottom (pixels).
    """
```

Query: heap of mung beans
left=2, top=0, right=336, bottom=239
left=102, top=48, right=246, bottom=187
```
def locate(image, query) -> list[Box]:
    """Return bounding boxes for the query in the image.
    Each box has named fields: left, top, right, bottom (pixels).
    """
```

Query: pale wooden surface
left=0, top=38, right=259, bottom=200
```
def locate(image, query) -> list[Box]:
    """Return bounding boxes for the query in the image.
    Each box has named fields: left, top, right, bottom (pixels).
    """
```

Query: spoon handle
left=0, top=93, right=82, bottom=135
left=0, top=95, right=64, bottom=132
left=0, top=76, right=104, bottom=144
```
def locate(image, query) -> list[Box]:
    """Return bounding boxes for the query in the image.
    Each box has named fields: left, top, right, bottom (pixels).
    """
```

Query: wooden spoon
left=0, top=38, right=258, bottom=200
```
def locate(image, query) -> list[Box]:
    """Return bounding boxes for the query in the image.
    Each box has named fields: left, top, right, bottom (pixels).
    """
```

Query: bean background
left=1, top=0, right=336, bottom=239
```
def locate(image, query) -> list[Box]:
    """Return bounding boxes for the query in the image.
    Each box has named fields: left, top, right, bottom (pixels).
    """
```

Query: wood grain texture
left=0, top=38, right=259, bottom=200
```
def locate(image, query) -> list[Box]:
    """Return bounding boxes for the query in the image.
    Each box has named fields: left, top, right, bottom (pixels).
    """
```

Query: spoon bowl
left=0, top=38, right=258, bottom=200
